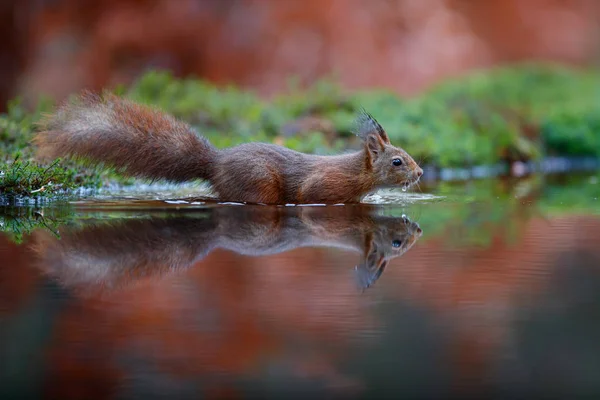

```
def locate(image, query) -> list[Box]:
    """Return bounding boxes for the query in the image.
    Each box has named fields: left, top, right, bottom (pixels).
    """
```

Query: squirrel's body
left=214, top=144, right=375, bottom=203
left=35, top=92, right=422, bottom=204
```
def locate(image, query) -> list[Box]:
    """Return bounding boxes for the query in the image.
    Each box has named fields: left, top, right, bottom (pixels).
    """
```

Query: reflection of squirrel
left=34, top=92, right=423, bottom=204
left=32, top=206, right=422, bottom=292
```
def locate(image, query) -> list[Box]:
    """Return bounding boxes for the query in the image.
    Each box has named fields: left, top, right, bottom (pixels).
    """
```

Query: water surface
left=1, top=173, right=600, bottom=399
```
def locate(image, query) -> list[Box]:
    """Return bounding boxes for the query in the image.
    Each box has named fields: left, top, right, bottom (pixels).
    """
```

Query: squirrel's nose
left=416, top=168, right=423, bottom=177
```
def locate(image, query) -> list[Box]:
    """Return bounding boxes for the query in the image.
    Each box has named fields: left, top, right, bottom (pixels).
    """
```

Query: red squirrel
left=34, top=92, right=423, bottom=204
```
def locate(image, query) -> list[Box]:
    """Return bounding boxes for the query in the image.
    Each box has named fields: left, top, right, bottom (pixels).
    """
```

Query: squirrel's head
left=355, top=110, right=423, bottom=190
left=371, top=214, right=422, bottom=259
left=355, top=214, right=422, bottom=290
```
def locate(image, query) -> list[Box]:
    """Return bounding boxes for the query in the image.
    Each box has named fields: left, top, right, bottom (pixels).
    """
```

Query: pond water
left=1, top=173, right=600, bottom=399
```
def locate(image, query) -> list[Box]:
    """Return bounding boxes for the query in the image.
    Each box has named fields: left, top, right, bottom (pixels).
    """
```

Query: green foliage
left=0, top=63, right=599, bottom=198
left=422, top=63, right=600, bottom=161
left=124, top=63, right=600, bottom=169
left=345, top=63, right=599, bottom=168
left=127, top=71, right=270, bottom=146
left=0, top=158, right=78, bottom=197
left=541, top=113, right=600, bottom=157
left=0, top=98, right=105, bottom=200
left=0, top=97, right=53, bottom=160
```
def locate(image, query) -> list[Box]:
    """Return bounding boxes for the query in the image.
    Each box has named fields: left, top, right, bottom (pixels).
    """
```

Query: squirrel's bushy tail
left=34, top=91, right=217, bottom=183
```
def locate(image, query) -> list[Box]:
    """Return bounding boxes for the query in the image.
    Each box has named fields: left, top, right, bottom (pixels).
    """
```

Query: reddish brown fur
left=298, top=152, right=376, bottom=203
left=34, top=93, right=423, bottom=204
left=35, top=91, right=217, bottom=183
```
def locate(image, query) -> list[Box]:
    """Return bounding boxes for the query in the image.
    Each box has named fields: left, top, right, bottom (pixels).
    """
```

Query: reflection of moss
left=383, top=178, right=541, bottom=247
left=2, top=173, right=597, bottom=245
left=1, top=63, right=599, bottom=198
left=0, top=206, right=77, bottom=244
left=408, top=173, right=599, bottom=246
left=538, top=173, right=600, bottom=216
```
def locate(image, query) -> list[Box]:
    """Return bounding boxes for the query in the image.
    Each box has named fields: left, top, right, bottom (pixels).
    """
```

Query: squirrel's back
left=35, top=91, right=217, bottom=182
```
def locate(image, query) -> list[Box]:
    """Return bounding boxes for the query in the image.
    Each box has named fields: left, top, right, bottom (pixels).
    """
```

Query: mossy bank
left=1, top=62, right=599, bottom=199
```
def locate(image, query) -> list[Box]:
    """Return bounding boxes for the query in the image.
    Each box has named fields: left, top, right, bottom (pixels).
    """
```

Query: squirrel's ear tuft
left=353, top=109, right=390, bottom=144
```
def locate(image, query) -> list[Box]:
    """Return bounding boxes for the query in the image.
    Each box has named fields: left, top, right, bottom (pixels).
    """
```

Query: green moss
left=0, top=97, right=52, bottom=159
left=122, top=63, right=599, bottom=168
left=1, top=63, right=599, bottom=198
left=338, top=63, right=599, bottom=168
left=419, top=63, right=600, bottom=161
left=0, top=98, right=108, bottom=200
left=0, top=157, right=77, bottom=196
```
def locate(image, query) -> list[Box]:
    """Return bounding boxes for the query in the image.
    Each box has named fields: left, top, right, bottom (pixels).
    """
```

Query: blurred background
left=1, top=0, right=599, bottom=111
left=2, top=2, right=600, bottom=397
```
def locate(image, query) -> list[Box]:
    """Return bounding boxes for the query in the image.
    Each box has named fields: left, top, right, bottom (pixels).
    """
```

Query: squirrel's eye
left=392, top=240, right=402, bottom=248
left=392, top=158, right=403, bottom=166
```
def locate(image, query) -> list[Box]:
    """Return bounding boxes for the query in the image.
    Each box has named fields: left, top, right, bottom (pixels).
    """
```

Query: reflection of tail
left=31, top=216, right=217, bottom=293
